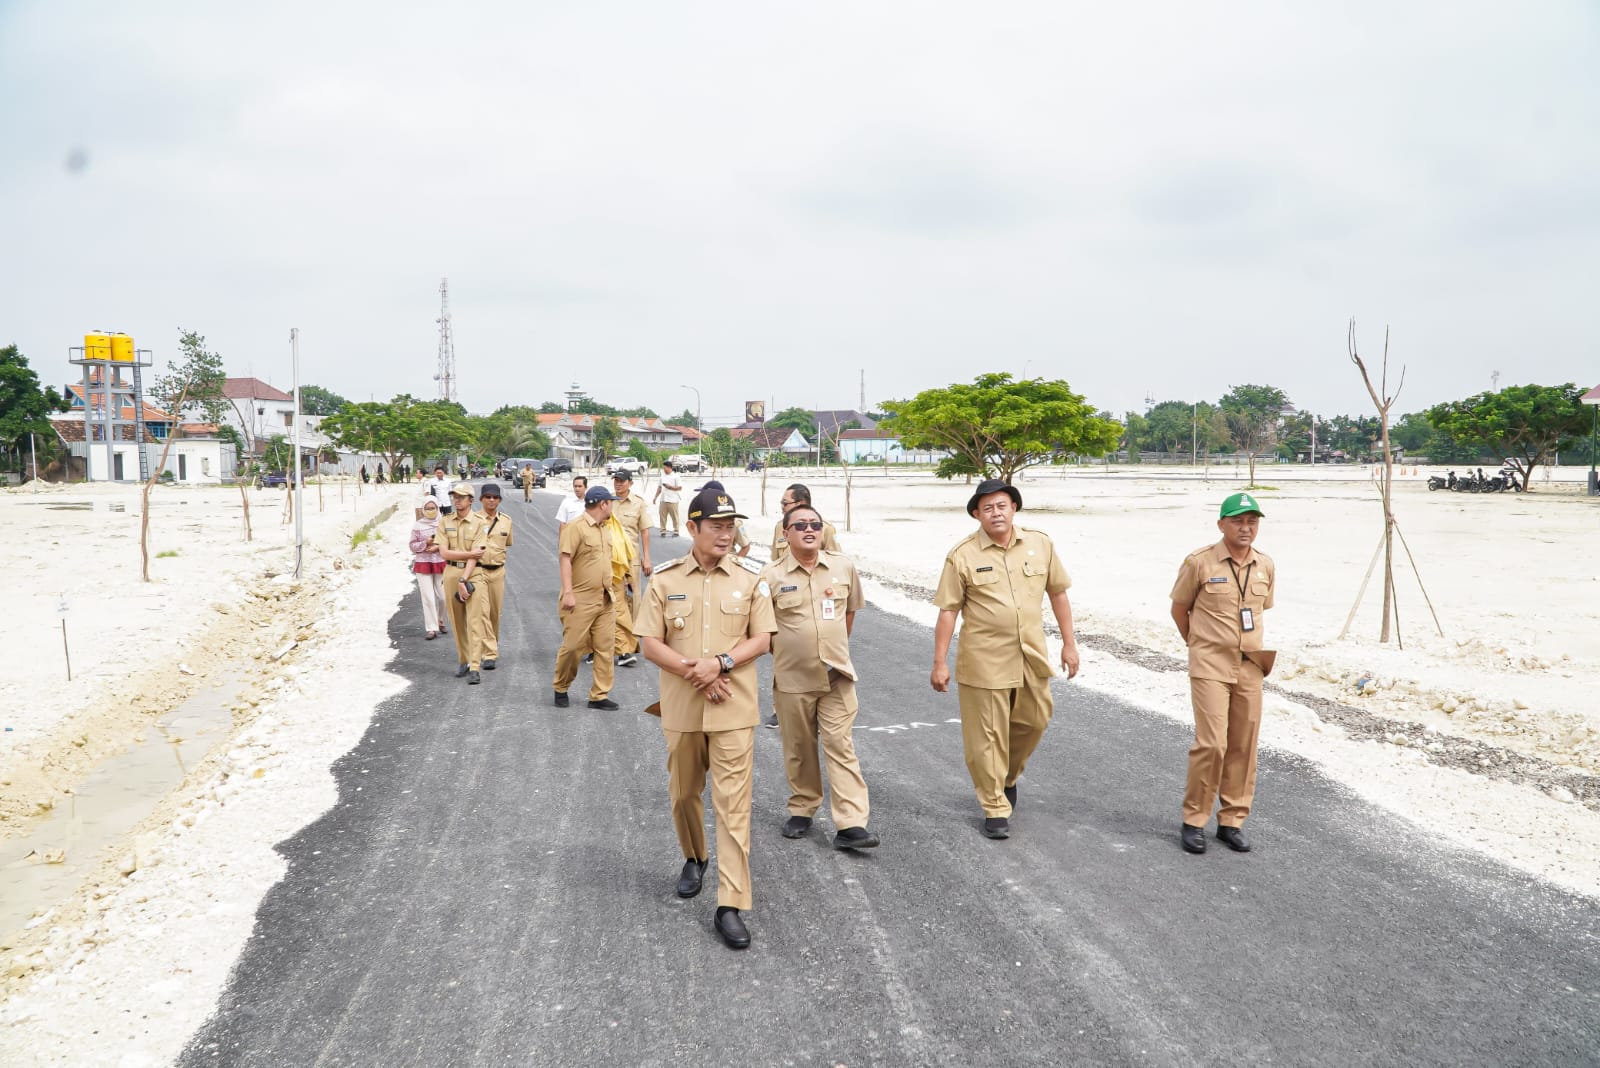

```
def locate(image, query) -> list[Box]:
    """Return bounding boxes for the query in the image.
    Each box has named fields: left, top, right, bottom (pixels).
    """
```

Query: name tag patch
left=779, top=584, right=798, bottom=593
left=1207, top=577, right=1228, bottom=584
left=976, top=566, right=994, bottom=573
left=667, top=594, right=688, bottom=601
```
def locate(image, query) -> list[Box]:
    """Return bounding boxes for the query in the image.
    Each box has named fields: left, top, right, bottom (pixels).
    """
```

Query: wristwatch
left=716, top=653, right=735, bottom=674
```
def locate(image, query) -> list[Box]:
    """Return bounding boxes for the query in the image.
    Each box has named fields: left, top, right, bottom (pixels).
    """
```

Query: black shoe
left=1004, top=784, right=1018, bottom=810
left=761, top=710, right=779, bottom=729
left=482, top=658, right=497, bottom=670
left=1216, top=825, right=1251, bottom=852
left=714, top=907, right=750, bottom=950
left=588, top=698, right=620, bottom=710
left=615, top=652, right=638, bottom=667
left=454, top=664, right=469, bottom=678
left=467, top=671, right=481, bottom=685
left=781, top=815, right=812, bottom=839
left=676, top=858, right=706, bottom=898
left=981, top=817, right=1010, bottom=840
left=553, top=691, right=569, bottom=708
left=834, top=826, right=880, bottom=850
left=1181, top=824, right=1207, bottom=854
left=583, top=653, right=594, bottom=664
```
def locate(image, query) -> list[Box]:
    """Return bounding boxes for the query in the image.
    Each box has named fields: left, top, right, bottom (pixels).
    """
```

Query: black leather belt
left=478, top=564, right=503, bottom=571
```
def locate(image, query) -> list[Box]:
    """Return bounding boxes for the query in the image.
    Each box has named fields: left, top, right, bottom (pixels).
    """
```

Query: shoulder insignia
left=734, top=555, right=763, bottom=575
left=757, top=580, right=770, bottom=597
left=653, top=557, right=684, bottom=572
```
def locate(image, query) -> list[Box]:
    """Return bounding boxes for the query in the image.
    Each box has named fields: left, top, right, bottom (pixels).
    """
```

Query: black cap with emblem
left=686, top=487, right=747, bottom=522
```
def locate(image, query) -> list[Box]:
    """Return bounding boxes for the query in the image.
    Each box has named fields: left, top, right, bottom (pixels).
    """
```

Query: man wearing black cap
left=932, top=479, right=1079, bottom=839
left=635, top=486, right=776, bottom=949
left=552, top=484, right=621, bottom=709
left=438, top=483, right=489, bottom=684
left=473, top=483, right=513, bottom=670
left=610, top=471, right=650, bottom=666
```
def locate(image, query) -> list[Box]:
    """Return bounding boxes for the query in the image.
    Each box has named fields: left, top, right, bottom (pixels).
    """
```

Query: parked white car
left=607, top=457, right=649, bottom=477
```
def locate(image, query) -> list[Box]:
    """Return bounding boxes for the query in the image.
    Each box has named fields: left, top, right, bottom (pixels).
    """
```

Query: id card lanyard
left=1226, top=558, right=1255, bottom=632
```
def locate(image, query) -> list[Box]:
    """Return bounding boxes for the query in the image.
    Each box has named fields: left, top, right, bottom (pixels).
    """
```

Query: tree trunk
left=141, top=381, right=193, bottom=581
left=1379, top=422, right=1394, bottom=643
left=238, top=479, right=253, bottom=542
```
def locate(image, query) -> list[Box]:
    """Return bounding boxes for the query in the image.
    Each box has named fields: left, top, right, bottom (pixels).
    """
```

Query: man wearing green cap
left=1169, top=492, right=1277, bottom=855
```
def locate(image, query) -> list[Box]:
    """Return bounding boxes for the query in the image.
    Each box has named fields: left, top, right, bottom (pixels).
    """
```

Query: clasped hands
left=681, top=656, right=731, bottom=703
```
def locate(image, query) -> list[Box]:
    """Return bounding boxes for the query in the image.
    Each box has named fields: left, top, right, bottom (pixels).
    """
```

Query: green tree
left=260, top=434, right=294, bottom=472
left=152, top=329, right=228, bottom=428
left=322, top=398, right=470, bottom=473
left=0, top=345, right=66, bottom=468
left=1219, top=384, right=1289, bottom=486
left=299, top=384, right=350, bottom=416
left=467, top=412, right=550, bottom=460
left=591, top=415, right=621, bottom=461
left=538, top=401, right=566, bottom=414
left=882, top=372, right=1122, bottom=483
left=619, top=406, right=660, bottom=419
left=767, top=407, right=817, bottom=437
left=667, top=408, right=699, bottom=429
left=1427, top=383, right=1590, bottom=490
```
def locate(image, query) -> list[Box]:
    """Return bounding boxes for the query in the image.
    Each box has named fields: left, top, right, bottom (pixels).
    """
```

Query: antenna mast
left=433, top=277, right=457, bottom=403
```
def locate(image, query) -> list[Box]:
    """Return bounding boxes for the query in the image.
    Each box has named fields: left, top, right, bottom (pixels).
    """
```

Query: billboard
left=745, top=400, right=766, bottom=425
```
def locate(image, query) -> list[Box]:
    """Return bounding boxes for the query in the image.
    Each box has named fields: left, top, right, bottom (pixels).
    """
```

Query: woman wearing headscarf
left=410, top=498, right=449, bottom=639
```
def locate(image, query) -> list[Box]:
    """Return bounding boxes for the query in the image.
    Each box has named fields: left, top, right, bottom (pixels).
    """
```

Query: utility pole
left=859, top=369, right=865, bottom=412
left=291, top=328, right=304, bottom=580
left=433, top=277, right=457, bottom=403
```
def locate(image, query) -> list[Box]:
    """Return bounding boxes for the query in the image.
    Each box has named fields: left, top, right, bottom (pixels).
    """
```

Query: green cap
left=1220, top=492, right=1264, bottom=518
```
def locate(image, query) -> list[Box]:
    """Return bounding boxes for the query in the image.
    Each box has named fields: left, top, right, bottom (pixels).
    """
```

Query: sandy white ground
left=3, top=463, right=1597, bottom=1066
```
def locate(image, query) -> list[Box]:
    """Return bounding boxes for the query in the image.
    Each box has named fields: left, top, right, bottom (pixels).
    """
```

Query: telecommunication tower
left=433, top=277, right=457, bottom=403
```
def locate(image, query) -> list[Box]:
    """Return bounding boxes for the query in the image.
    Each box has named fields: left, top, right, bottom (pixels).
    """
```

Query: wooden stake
left=1340, top=532, right=1386, bottom=641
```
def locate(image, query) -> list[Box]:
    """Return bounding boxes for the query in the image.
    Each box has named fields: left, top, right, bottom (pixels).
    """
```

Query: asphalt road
left=182, top=489, right=1600, bottom=1067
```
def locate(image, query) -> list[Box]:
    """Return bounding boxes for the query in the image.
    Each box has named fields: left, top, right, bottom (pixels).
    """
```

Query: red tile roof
left=65, top=385, right=174, bottom=423
left=222, top=377, right=294, bottom=402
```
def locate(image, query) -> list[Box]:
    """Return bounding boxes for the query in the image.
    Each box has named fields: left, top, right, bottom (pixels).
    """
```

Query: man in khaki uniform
left=520, top=463, right=536, bottom=502
left=1170, top=492, right=1276, bottom=855
left=437, top=484, right=489, bottom=685
left=636, top=487, right=776, bottom=950
left=760, top=503, right=877, bottom=849
left=610, top=472, right=652, bottom=662
left=770, top=483, right=840, bottom=561
left=473, top=483, right=513, bottom=671
left=931, top=479, right=1079, bottom=840
left=553, top=485, right=620, bottom=710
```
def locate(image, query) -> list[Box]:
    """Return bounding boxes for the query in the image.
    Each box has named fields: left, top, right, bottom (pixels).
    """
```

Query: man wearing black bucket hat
left=932, top=478, right=1079, bottom=840
left=636, top=486, right=776, bottom=949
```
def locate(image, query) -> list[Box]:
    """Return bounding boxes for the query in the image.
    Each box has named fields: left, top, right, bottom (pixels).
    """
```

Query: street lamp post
left=681, top=384, right=702, bottom=469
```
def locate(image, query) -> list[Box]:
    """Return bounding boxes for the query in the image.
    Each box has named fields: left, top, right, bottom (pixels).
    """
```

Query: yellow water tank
left=84, top=332, right=111, bottom=361
left=110, top=334, right=134, bottom=361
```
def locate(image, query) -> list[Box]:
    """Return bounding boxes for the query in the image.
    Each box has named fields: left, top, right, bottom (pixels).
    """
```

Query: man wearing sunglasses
left=760, top=504, right=877, bottom=850
left=771, top=483, right=840, bottom=562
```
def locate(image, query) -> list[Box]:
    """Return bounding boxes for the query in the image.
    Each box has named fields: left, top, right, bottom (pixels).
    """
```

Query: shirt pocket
left=1250, top=579, right=1271, bottom=607
left=719, top=596, right=750, bottom=636
left=968, top=567, right=1001, bottom=586
left=664, top=603, right=694, bottom=640
left=775, top=591, right=805, bottom=612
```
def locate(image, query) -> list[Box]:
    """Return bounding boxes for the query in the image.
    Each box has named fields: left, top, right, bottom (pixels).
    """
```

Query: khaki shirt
left=477, top=511, right=513, bottom=567
left=612, top=492, right=649, bottom=554
left=520, top=466, right=535, bottom=488
left=770, top=519, right=841, bottom=561
left=635, top=552, right=777, bottom=732
left=558, top=512, right=615, bottom=601
left=1171, top=541, right=1276, bottom=683
left=934, top=525, right=1071, bottom=688
left=760, top=551, right=863, bottom=693
left=437, top=511, right=487, bottom=568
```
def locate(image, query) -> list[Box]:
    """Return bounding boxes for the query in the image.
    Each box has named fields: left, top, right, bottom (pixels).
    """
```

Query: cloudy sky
left=4, top=2, right=1596, bottom=425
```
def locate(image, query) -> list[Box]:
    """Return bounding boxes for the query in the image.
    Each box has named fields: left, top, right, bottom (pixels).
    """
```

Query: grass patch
left=156, top=549, right=180, bottom=558
left=351, top=529, right=373, bottom=548
left=1242, top=485, right=1279, bottom=492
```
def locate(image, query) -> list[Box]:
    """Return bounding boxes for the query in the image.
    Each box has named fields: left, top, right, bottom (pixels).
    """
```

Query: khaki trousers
left=441, top=568, right=488, bottom=670
left=774, top=676, right=869, bottom=827
left=659, top=501, right=679, bottom=533
left=1184, top=661, right=1264, bottom=828
left=474, top=567, right=506, bottom=660
left=956, top=674, right=1054, bottom=817
left=612, top=577, right=638, bottom=656
left=553, top=593, right=616, bottom=700
left=665, top=726, right=754, bottom=910
left=523, top=481, right=533, bottom=501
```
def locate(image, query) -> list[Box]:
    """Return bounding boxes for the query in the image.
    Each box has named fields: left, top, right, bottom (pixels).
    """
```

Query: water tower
left=68, top=332, right=154, bottom=481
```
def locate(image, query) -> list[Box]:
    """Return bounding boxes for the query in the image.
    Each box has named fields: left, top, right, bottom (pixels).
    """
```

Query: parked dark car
left=542, top=457, right=574, bottom=476
left=257, top=471, right=295, bottom=488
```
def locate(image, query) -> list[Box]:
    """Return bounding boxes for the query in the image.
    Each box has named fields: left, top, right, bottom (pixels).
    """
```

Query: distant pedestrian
left=360, top=464, right=370, bottom=484
left=438, top=484, right=489, bottom=684
left=521, top=463, right=537, bottom=502
left=552, top=485, right=620, bottom=709
left=376, top=461, right=387, bottom=484
left=410, top=499, right=448, bottom=639
left=1170, top=492, right=1276, bottom=856
left=653, top=461, right=683, bottom=537
left=931, top=479, right=1078, bottom=840
left=427, top=466, right=454, bottom=515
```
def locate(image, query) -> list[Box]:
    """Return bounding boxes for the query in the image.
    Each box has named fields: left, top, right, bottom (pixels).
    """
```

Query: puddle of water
left=0, top=680, right=239, bottom=937
left=21, top=501, right=126, bottom=512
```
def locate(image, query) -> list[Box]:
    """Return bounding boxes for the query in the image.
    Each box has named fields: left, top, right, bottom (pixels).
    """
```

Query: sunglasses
left=787, top=520, right=824, bottom=532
